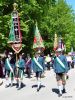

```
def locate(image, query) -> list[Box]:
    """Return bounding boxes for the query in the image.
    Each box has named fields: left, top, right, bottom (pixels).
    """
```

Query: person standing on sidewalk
left=53, top=48, right=69, bottom=97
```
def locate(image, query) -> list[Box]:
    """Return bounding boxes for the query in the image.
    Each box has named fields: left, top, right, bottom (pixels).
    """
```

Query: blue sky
left=66, top=0, right=75, bottom=11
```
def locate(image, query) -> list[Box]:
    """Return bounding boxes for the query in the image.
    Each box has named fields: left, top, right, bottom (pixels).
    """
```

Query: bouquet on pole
left=58, top=36, right=65, bottom=51
left=53, top=33, right=58, bottom=51
left=53, top=33, right=65, bottom=51
left=33, top=22, right=45, bottom=53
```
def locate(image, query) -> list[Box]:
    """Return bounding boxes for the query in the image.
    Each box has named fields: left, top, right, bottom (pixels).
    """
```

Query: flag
left=8, top=14, right=15, bottom=43
left=8, top=11, right=22, bottom=43
left=8, top=3, right=22, bottom=53
left=58, top=36, right=64, bottom=50
left=53, top=33, right=58, bottom=51
left=33, top=22, right=45, bottom=52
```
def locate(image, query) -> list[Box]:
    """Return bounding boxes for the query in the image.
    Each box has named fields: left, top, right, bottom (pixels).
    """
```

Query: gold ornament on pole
left=13, top=3, right=18, bottom=11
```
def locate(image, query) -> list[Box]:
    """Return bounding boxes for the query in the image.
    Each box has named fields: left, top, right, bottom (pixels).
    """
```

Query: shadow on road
left=21, top=82, right=26, bottom=88
left=52, top=88, right=59, bottom=94
left=12, top=82, right=26, bottom=90
left=32, top=84, right=45, bottom=91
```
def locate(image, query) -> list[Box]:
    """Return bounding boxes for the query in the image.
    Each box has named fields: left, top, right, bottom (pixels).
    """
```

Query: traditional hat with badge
left=56, top=48, right=63, bottom=52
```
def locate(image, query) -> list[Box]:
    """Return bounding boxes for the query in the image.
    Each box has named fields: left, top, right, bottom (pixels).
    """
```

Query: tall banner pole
left=16, top=53, right=18, bottom=62
left=8, top=3, right=22, bottom=66
left=53, top=33, right=65, bottom=52
left=53, top=33, right=58, bottom=51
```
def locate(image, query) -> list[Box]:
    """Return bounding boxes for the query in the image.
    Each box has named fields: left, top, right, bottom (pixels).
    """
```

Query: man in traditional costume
left=53, top=48, right=69, bottom=97
left=31, top=50, right=45, bottom=91
left=15, top=54, right=25, bottom=90
left=25, top=54, right=31, bottom=78
left=5, top=53, right=13, bottom=87
left=32, top=22, right=45, bottom=91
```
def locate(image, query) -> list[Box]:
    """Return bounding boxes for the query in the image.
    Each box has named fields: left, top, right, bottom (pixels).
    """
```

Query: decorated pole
left=33, top=22, right=45, bottom=53
left=53, top=33, right=65, bottom=52
left=8, top=3, right=22, bottom=60
left=53, top=33, right=58, bottom=51
left=58, top=35, right=65, bottom=50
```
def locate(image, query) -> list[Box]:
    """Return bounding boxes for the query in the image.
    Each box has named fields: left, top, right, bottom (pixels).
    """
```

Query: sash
left=33, top=57, right=43, bottom=71
left=56, top=57, right=66, bottom=69
left=7, top=58, right=13, bottom=72
left=26, top=58, right=31, bottom=65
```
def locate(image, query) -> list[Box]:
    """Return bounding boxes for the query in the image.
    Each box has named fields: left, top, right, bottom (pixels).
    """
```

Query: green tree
left=0, top=0, right=75, bottom=54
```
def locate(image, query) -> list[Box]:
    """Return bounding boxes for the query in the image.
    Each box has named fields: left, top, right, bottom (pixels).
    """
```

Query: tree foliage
left=0, top=0, right=75, bottom=54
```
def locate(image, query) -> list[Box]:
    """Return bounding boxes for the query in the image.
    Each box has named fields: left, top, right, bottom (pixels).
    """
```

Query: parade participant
left=31, top=50, right=45, bottom=91
left=66, top=54, right=72, bottom=69
left=5, top=53, right=13, bottom=88
left=53, top=48, right=69, bottom=97
left=45, top=54, right=52, bottom=70
left=25, top=54, right=31, bottom=78
left=15, top=54, right=25, bottom=90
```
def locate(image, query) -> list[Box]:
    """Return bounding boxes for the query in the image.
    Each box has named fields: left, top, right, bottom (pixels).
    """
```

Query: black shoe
left=62, top=89, right=66, bottom=93
left=66, top=75, right=69, bottom=79
left=37, top=85, right=41, bottom=92
left=16, top=83, right=19, bottom=88
left=37, top=88, right=40, bottom=92
left=10, top=83, right=13, bottom=87
left=0, top=81, right=3, bottom=86
left=5, top=84, right=10, bottom=88
left=58, top=93, right=62, bottom=97
left=17, top=87, right=21, bottom=90
left=32, top=86, right=34, bottom=88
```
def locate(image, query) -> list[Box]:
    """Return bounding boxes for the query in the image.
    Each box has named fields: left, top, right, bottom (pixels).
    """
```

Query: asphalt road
left=0, top=68, right=75, bottom=100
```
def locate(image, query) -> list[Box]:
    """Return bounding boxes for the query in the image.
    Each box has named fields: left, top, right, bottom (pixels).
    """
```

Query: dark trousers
left=36, top=71, right=42, bottom=79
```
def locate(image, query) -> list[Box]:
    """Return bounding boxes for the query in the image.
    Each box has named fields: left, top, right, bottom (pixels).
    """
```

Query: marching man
left=5, top=53, right=13, bottom=87
left=25, top=54, right=31, bottom=78
left=31, top=50, right=45, bottom=91
left=15, top=54, right=25, bottom=90
left=53, top=48, right=69, bottom=97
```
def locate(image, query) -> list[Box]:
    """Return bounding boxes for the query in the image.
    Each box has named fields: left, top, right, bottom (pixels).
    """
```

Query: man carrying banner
left=53, top=48, right=69, bottom=97
left=31, top=50, right=45, bottom=92
left=32, top=22, right=45, bottom=91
